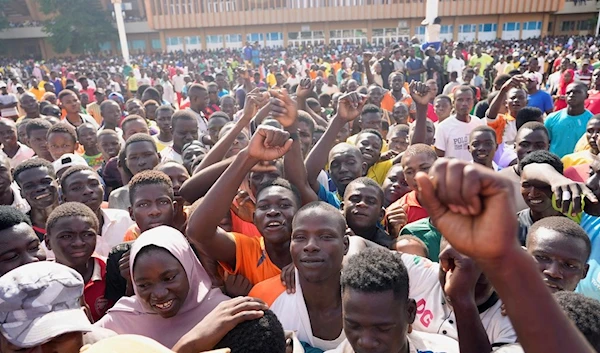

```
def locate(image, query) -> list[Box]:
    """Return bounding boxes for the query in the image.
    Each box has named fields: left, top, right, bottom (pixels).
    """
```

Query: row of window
left=560, top=19, right=593, bottom=32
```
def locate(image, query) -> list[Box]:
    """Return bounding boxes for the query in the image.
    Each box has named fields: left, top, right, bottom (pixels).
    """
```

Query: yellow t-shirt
left=574, top=135, right=591, bottom=152
left=561, top=150, right=595, bottom=170
left=366, top=159, right=393, bottom=185
left=266, top=73, right=276, bottom=88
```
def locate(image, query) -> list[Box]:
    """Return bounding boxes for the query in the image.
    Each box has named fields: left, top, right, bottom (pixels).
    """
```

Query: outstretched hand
left=336, top=91, right=367, bottom=123
left=247, top=125, right=293, bottom=161
left=416, top=159, right=519, bottom=262
left=296, top=78, right=314, bottom=100
left=409, top=81, right=435, bottom=107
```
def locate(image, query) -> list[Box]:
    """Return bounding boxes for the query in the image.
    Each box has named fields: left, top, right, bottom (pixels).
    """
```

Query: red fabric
left=395, top=190, right=429, bottom=225
left=84, top=257, right=114, bottom=322
left=564, top=164, right=590, bottom=183
left=585, top=91, right=600, bottom=115
left=426, top=103, right=439, bottom=122
left=555, top=69, right=575, bottom=111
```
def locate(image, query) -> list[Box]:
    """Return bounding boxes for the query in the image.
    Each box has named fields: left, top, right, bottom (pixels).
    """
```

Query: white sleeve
left=401, top=253, right=440, bottom=297
left=433, top=123, right=446, bottom=152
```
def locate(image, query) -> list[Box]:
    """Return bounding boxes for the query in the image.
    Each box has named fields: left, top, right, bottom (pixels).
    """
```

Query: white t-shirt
left=173, top=75, right=186, bottom=92
left=446, top=58, right=465, bottom=78
left=1, top=142, right=35, bottom=169
left=161, top=145, right=183, bottom=164
left=434, top=115, right=487, bottom=161
left=0, top=93, right=19, bottom=117
left=401, top=253, right=517, bottom=345
left=322, top=84, right=340, bottom=95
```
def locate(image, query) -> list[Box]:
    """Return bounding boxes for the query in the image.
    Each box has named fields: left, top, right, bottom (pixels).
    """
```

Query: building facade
left=0, top=0, right=597, bottom=58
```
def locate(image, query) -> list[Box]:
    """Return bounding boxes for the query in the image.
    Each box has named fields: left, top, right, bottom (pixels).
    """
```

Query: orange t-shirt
left=219, top=232, right=281, bottom=285
left=487, top=113, right=514, bottom=145
left=381, top=90, right=416, bottom=115
left=248, top=274, right=286, bottom=306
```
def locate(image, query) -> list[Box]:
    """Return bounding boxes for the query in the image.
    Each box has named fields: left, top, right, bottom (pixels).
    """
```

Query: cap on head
left=0, top=262, right=92, bottom=348
left=52, top=153, right=88, bottom=175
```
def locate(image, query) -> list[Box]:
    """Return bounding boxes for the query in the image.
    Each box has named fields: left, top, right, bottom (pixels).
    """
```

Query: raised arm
left=305, top=92, right=366, bottom=191
left=186, top=126, right=293, bottom=269
left=486, top=75, right=526, bottom=121
left=409, top=81, right=436, bottom=145
left=180, top=157, right=234, bottom=204
left=271, top=90, right=320, bottom=205
left=417, top=160, right=595, bottom=353
left=197, top=89, right=267, bottom=170
left=296, top=78, right=328, bottom=127
left=363, top=52, right=375, bottom=85
left=521, top=163, right=599, bottom=216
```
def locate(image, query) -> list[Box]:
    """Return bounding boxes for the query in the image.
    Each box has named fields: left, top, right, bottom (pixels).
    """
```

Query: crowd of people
left=1, top=34, right=600, bottom=352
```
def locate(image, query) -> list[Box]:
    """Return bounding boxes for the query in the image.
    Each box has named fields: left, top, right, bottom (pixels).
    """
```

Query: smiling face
left=520, top=178, right=553, bottom=214
left=130, top=184, right=175, bottom=233
left=356, top=132, right=382, bottom=169
left=468, top=130, right=497, bottom=167
left=47, top=215, right=97, bottom=270
left=16, top=167, right=58, bottom=210
left=133, top=247, right=190, bottom=318
left=254, top=185, right=299, bottom=245
left=0, top=121, right=18, bottom=149
left=329, top=145, right=365, bottom=195
left=0, top=222, right=42, bottom=276
left=527, top=227, right=589, bottom=293
left=291, top=208, right=348, bottom=283
left=61, top=170, right=104, bottom=212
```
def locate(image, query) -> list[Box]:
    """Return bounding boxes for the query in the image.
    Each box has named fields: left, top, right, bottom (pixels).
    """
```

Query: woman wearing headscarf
left=554, top=68, right=575, bottom=111
left=94, top=226, right=230, bottom=348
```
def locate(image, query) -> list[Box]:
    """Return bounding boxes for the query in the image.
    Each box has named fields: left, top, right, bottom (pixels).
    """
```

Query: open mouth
left=153, top=299, right=175, bottom=310
left=34, top=192, right=51, bottom=200
left=528, top=199, right=544, bottom=205
left=265, top=220, right=284, bottom=230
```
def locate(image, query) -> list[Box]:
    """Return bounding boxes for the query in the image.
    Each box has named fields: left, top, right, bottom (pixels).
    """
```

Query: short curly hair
left=256, top=177, right=301, bottom=208
left=0, top=205, right=32, bottom=232
left=129, top=170, right=173, bottom=206
left=341, top=247, right=409, bottom=301
left=46, top=202, right=99, bottom=235
left=124, top=133, right=158, bottom=154
left=345, top=177, right=384, bottom=204
left=356, top=128, right=384, bottom=147
left=47, top=122, right=77, bottom=144
left=60, top=165, right=96, bottom=191
left=528, top=216, right=591, bottom=260
left=25, top=118, right=52, bottom=138
left=13, top=158, right=56, bottom=185
left=519, top=150, right=563, bottom=174
left=554, top=291, right=600, bottom=351
left=213, top=309, right=286, bottom=353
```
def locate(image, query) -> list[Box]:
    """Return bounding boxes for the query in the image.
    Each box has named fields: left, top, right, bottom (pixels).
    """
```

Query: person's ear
left=44, top=234, right=51, bottom=251
left=407, top=298, right=417, bottom=325
left=361, top=162, right=368, bottom=176
left=378, top=206, right=385, bottom=223
left=74, top=142, right=80, bottom=151
left=583, top=263, right=590, bottom=280
left=128, top=206, right=135, bottom=222
left=342, top=233, right=350, bottom=256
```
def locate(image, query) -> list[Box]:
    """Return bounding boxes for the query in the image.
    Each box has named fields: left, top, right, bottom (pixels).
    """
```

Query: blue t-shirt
left=318, top=184, right=341, bottom=209
left=576, top=212, right=600, bottom=300
left=544, top=109, right=593, bottom=158
left=405, top=57, right=424, bottom=83
left=527, top=91, right=554, bottom=113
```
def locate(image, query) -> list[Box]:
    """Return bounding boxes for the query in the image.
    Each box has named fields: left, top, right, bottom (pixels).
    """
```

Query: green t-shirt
left=83, top=152, right=104, bottom=171
left=400, top=217, right=442, bottom=261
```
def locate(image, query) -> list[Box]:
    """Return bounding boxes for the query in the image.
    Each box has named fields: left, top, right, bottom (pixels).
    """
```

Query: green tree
left=37, top=0, right=116, bottom=54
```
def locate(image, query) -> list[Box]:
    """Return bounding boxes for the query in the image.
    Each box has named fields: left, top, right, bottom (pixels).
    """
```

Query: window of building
left=206, top=35, right=223, bottom=44
left=151, top=39, right=162, bottom=50
left=577, top=19, right=593, bottom=31
left=441, top=25, right=453, bottom=34
left=503, top=22, right=520, bottom=32
left=548, top=21, right=553, bottom=32
left=266, top=32, right=283, bottom=41
left=226, top=34, right=242, bottom=43
left=185, top=36, right=200, bottom=45
left=131, top=40, right=146, bottom=50
left=459, top=24, right=476, bottom=33
left=561, top=20, right=576, bottom=32
left=478, top=23, right=498, bottom=32
left=288, top=30, right=324, bottom=46
left=523, top=21, right=542, bottom=30
left=166, top=37, right=182, bottom=46
left=415, top=26, right=426, bottom=35
left=329, top=29, right=367, bottom=44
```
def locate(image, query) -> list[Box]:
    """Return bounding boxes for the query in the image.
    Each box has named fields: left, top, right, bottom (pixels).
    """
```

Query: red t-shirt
left=585, top=91, right=600, bottom=115
left=395, top=190, right=429, bottom=225
left=84, top=257, right=113, bottom=322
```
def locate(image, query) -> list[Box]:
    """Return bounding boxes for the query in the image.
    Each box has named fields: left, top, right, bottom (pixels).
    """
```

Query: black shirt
left=379, top=58, right=395, bottom=89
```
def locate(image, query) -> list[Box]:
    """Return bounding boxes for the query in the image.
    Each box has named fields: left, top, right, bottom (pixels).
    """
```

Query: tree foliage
left=37, top=0, right=116, bottom=54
